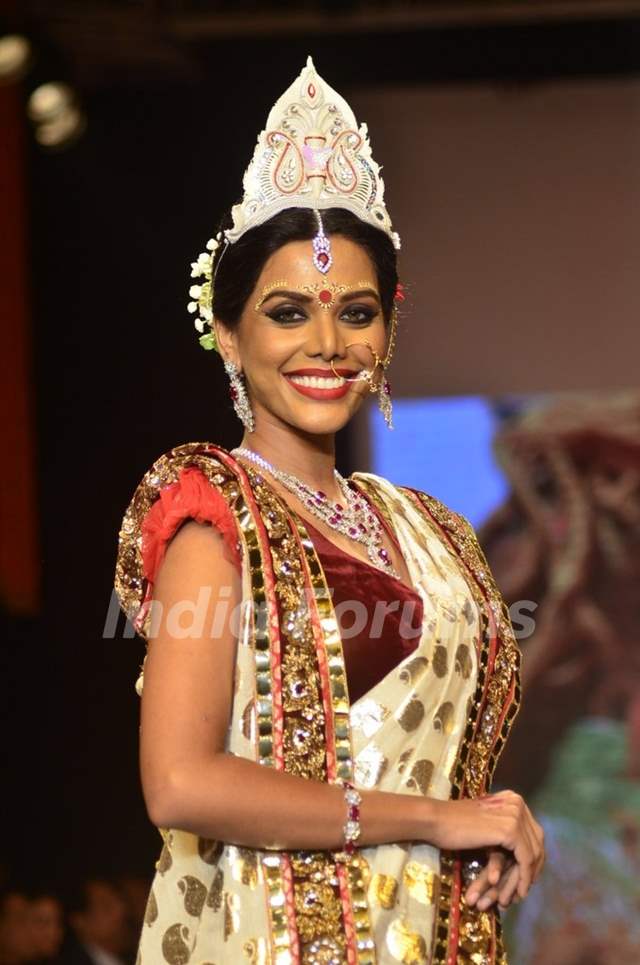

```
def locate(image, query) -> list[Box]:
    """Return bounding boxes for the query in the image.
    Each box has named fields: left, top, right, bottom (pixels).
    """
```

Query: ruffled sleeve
left=141, top=465, right=242, bottom=584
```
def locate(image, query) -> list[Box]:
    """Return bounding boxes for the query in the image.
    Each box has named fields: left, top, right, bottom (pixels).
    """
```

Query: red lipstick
left=282, top=366, right=359, bottom=401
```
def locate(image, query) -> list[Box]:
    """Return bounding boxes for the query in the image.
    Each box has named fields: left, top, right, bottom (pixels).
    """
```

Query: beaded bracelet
left=334, top=780, right=362, bottom=863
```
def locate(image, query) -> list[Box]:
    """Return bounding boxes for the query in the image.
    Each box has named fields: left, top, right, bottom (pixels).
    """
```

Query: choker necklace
left=231, top=446, right=400, bottom=579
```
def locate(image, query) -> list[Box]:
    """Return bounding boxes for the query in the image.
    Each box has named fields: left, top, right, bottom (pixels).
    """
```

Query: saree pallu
left=115, top=442, right=522, bottom=965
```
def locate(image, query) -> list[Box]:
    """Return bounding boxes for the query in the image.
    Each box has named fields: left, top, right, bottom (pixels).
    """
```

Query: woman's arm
left=140, top=520, right=543, bottom=898
left=140, top=519, right=430, bottom=848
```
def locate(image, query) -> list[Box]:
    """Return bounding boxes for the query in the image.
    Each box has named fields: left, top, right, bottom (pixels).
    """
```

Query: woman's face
left=216, top=235, right=389, bottom=437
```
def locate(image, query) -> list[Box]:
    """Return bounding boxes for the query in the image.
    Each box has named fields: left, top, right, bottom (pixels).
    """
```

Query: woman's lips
left=283, top=372, right=354, bottom=400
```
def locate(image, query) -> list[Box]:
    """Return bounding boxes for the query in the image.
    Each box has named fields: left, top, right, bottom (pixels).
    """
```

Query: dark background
left=3, top=0, right=640, bottom=887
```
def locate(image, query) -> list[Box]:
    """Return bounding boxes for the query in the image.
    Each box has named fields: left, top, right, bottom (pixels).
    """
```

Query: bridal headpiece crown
left=188, top=56, right=400, bottom=351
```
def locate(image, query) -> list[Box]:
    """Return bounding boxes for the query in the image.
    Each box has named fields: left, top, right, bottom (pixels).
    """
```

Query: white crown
left=224, top=56, right=400, bottom=250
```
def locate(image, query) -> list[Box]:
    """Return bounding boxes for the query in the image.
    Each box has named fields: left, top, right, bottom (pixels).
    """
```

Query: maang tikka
left=224, top=359, right=255, bottom=432
left=312, top=209, right=332, bottom=274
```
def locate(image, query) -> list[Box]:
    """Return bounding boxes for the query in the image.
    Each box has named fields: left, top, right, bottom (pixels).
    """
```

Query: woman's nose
left=307, top=311, right=346, bottom=359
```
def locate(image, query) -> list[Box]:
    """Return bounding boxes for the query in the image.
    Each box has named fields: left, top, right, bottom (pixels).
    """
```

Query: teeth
left=288, top=375, right=345, bottom=388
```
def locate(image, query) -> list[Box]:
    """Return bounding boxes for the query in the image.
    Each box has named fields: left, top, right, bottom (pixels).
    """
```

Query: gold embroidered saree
left=115, top=442, right=521, bottom=965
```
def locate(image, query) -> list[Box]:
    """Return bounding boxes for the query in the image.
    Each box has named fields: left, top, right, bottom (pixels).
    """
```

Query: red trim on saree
left=399, top=486, right=521, bottom=965
left=205, top=450, right=301, bottom=960
left=212, top=448, right=287, bottom=771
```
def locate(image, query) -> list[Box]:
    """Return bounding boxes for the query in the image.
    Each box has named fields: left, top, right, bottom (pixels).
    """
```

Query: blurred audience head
left=115, top=874, right=149, bottom=952
left=0, top=889, right=37, bottom=964
left=67, top=878, right=128, bottom=957
left=26, top=889, right=63, bottom=961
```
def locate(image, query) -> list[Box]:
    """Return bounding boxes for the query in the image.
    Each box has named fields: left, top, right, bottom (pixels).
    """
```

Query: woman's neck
left=236, top=427, right=340, bottom=499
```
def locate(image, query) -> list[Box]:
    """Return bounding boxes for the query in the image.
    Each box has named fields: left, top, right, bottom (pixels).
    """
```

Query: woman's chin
left=284, top=405, right=357, bottom=435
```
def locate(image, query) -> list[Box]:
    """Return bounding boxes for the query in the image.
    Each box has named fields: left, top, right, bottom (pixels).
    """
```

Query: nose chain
left=231, top=446, right=400, bottom=579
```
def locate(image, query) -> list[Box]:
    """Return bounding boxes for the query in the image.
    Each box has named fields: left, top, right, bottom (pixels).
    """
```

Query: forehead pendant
left=312, top=209, right=332, bottom=274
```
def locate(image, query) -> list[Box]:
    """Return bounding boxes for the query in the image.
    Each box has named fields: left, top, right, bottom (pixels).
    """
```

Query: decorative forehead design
left=254, top=280, right=379, bottom=313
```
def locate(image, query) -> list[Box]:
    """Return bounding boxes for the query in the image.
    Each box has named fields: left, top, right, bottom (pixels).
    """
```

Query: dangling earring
left=376, top=301, right=398, bottom=430
left=377, top=370, right=393, bottom=430
left=224, top=358, right=255, bottom=432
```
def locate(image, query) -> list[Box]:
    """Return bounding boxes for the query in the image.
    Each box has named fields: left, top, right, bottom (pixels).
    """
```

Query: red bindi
left=319, top=289, right=333, bottom=304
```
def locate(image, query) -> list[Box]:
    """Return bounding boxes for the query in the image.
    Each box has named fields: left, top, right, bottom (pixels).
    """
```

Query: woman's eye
left=341, top=305, right=376, bottom=324
left=267, top=306, right=307, bottom=323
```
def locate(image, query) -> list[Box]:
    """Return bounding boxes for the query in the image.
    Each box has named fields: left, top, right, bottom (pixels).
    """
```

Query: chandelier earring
left=223, top=358, right=255, bottom=433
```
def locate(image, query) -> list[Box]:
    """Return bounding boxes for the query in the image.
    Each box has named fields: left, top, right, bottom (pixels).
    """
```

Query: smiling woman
left=114, top=56, right=542, bottom=965
left=212, top=225, right=392, bottom=433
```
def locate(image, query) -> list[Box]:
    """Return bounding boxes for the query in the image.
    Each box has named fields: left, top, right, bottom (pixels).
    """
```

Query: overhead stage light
left=0, top=33, right=32, bottom=83
left=27, top=81, right=86, bottom=149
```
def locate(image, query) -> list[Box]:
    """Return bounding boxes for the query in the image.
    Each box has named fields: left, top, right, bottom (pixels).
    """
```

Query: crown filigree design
left=225, top=56, right=400, bottom=250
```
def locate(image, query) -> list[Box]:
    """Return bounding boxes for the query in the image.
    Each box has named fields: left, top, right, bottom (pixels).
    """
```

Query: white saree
left=115, top=443, right=521, bottom=965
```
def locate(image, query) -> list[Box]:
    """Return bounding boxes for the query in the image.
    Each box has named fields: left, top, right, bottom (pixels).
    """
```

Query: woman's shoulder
left=350, top=468, right=472, bottom=533
left=128, top=440, right=245, bottom=492
left=353, top=471, right=519, bottom=644
left=115, top=441, right=245, bottom=640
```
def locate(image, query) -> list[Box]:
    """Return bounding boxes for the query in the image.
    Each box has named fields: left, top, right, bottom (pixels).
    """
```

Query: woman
left=115, top=58, right=544, bottom=965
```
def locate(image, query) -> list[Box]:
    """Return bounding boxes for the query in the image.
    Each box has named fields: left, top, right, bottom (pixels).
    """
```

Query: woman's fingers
left=475, top=854, right=519, bottom=911
left=487, top=848, right=505, bottom=886
left=516, top=802, right=545, bottom=897
left=523, top=801, right=546, bottom=882
left=497, top=860, right=521, bottom=909
left=464, top=850, right=507, bottom=906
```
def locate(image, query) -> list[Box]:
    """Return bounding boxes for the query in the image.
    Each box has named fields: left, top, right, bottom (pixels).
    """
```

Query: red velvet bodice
left=301, top=516, right=423, bottom=702
left=141, top=467, right=423, bottom=702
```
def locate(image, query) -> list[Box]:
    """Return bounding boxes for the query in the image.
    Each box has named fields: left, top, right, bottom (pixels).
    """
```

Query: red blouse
left=141, top=467, right=423, bottom=702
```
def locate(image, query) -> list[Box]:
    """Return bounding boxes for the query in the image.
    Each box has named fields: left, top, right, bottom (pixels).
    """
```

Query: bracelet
left=334, top=780, right=362, bottom=863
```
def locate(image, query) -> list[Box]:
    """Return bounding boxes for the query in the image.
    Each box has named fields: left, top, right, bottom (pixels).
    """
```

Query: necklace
left=231, top=446, right=400, bottom=579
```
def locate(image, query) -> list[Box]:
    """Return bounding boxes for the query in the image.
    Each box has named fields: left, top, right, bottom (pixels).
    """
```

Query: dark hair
left=64, top=877, right=121, bottom=917
left=211, top=207, right=398, bottom=331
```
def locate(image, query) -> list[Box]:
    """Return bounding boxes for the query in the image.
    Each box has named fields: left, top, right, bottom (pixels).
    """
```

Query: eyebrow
left=259, top=287, right=380, bottom=307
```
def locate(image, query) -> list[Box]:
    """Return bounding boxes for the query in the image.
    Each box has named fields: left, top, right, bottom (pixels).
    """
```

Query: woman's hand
left=424, top=789, right=545, bottom=902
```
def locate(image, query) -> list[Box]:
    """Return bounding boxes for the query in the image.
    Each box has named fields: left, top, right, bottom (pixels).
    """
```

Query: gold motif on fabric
left=370, top=873, right=398, bottom=910
left=156, top=842, right=172, bottom=875
left=397, top=748, right=415, bottom=775
left=177, top=875, right=207, bottom=917
left=354, top=743, right=389, bottom=788
left=143, top=888, right=158, bottom=926
left=454, top=643, right=473, bottom=679
left=385, top=918, right=428, bottom=965
left=243, top=937, right=269, bottom=964
left=206, top=869, right=224, bottom=912
left=405, top=759, right=434, bottom=795
left=161, top=922, right=191, bottom=964
left=198, top=837, right=223, bottom=865
left=433, top=702, right=455, bottom=736
left=431, top=645, right=448, bottom=678
left=403, top=863, right=438, bottom=906
left=397, top=697, right=425, bottom=733
left=398, top=656, right=429, bottom=685
left=350, top=699, right=390, bottom=738
left=222, top=892, right=240, bottom=941
left=231, top=847, right=260, bottom=889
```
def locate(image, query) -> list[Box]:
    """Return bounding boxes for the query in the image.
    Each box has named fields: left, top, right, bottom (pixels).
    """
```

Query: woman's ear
left=212, top=318, right=237, bottom=364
